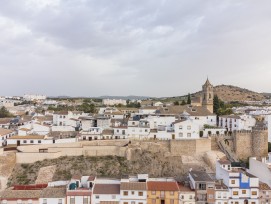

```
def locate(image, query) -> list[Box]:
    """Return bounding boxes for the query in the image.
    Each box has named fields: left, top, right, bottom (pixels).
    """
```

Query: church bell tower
left=202, top=78, right=214, bottom=113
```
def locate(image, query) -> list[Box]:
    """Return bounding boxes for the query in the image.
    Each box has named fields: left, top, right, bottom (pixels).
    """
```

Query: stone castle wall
left=252, top=129, right=268, bottom=157
left=233, top=129, right=268, bottom=161
left=233, top=131, right=252, bottom=161
left=170, top=138, right=211, bottom=156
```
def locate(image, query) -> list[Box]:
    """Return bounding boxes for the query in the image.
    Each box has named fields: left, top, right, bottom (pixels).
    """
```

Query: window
left=209, top=194, right=213, bottom=199
left=58, top=199, right=62, bottom=204
left=170, top=199, right=174, bottom=204
left=131, top=191, right=134, bottom=195
left=123, top=191, right=128, bottom=196
left=187, top=126, right=191, bottom=130
left=83, top=198, right=88, bottom=204
left=198, top=183, right=206, bottom=190
left=124, top=202, right=128, bottom=204
left=179, top=126, right=183, bottom=130
left=179, top=133, right=183, bottom=137
left=112, top=195, right=116, bottom=199
left=38, top=140, right=41, bottom=143
left=95, top=195, right=99, bottom=199
left=145, top=129, right=148, bottom=132
left=43, top=199, right=47, bottom=204
left=138, top=191, right=143, bottom=196
left=231, top=180, right=235, bottom=184
left=131, top=202, right=135, bottom=204
left=233, top=191, right=238, bottom=195
left=70, top=198, right=75, bottom=204
left=252, top=191, right=257, bottom=195
left=152, top=199, right=156, bottom=204
left=152, top=191, right=156, bottom=195
left=23, top=140, right=27, bottom=143
left=30, top=140, right=34, bottom=144
left=170, top=191, right=174, bottom=195
left=187, top=133, right=191, bottom=137
left=189, top=195, right=192, bottom=199
left=242, top=190, right=246, bottom=194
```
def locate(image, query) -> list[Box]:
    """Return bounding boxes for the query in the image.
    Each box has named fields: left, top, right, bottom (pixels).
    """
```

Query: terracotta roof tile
left=147, top=181, right=179, bottom=191
left=120, top=182, right=146, bottom=190
left=93, top=184, right=120, bottom=194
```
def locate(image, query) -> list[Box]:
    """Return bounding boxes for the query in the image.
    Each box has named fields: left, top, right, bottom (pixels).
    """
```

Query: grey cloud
left=0, top=0, right=270, bottom=96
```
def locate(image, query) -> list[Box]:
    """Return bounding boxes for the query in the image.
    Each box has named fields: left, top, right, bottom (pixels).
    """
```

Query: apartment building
left=147, top=180, right=179, bottom=204
left=188, top=170, right=215, bottom=204
left=216, top=160, right=259, bottom=204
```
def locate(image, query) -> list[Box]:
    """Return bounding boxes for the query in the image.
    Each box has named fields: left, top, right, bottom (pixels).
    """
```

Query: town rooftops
left=0, top=128, right=13, bottom=136
left=93, top=184, right=120, bottom=194
left=220, top=115, right=241, bottom=119
left=41, top=187, right=66, bottom=198
left=178, top=183, right=194, bottom=192
left=8, top=135, right=45, bottom=140
left=55, top=111, right=69, bottom=115
left=0, top=118, right=12, bottom=124
left=189, top=171, right=214, bottom=182
left=102, top=129, right=114, bottom=135
left=147, top=181, right=179, bottom=191
left=259, top=182, right=271, bottom=190
left=218, top=160, right=231, bottom=165
left=120, top=182, right=147, bottom=191
left=158, top=106, right=215, bottom=116
left=0, top=190, right=42, bottom=199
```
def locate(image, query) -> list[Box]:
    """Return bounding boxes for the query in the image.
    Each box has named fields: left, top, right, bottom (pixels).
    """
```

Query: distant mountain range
left=98, top=95, right=151, bottom=100
left=49, top=85, right=270, bottom=102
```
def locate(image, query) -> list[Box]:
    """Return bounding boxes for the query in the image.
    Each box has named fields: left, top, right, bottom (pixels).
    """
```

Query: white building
left=127, top=119, right=151, bottom=139
left=66, top=175, right=93, bottom=204
left=120, top=175, right=147, bottom=204
left=173, top=119, right=200, bottom=139
left=216, top=160, right=259, bottom=204
left=219, top=115, right=256, bottom=132
left=103, top=99, right=127, bottom=106
left=92, top=179, right=121, bottom=204
left=23, top=94, right=47, bottom=101
left=267, top=115, right=271, bottom=142
left=18, top=123, right=50, bottom=136
left=248, top=156, right=271, bottom=188
left=178, top=183, right=196, bottom=204
left=0, top=128, right=16, bottom=147
left=39, top=188, right=66, bottom=204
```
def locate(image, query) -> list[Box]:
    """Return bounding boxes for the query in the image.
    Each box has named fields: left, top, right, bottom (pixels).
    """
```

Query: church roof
left=203, top=78, right=212, bottom=87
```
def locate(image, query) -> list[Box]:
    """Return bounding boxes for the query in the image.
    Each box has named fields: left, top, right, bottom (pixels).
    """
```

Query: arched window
left=209, top=93, right=212, bottom=99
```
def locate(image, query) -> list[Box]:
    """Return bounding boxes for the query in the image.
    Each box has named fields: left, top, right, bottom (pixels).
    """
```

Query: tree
left=0, top=107, right=13, bottom=118
left=213, top=94, right=220, bottom=114
left=187, top=93, right=191, bottom=104
left=181, top=100, right=186, bottom=105
left=173, top=101, right=179, bottom=106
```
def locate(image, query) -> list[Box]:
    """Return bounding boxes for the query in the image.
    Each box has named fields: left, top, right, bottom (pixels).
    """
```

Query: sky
left=0, top=0, right=271, bottom=97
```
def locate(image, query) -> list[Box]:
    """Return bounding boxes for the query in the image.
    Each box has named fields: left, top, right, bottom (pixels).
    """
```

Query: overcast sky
left=0, top=0, right=270, bottom=97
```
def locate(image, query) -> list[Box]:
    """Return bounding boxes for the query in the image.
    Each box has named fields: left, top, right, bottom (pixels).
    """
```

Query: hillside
left=160, top=85, right=266, bottom=103
left=210, top=85, right=265, bottom=102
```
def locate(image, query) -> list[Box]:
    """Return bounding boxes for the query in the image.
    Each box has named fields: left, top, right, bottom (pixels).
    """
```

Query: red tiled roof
left=93, top=184, right=120, bottom=194
left=147, top=181, right=179, bottom=191
left=66, top=191, right=92, bottom=196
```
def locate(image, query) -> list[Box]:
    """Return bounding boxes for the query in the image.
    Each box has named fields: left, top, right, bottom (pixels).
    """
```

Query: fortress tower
left=202, top=78, right=214, bottom=113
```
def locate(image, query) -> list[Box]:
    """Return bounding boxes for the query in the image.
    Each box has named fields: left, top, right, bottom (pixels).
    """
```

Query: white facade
left=18, top=124, right=50, bottom=136
left=173, top=120, right=200, bottom=139
left=23, top=94, right=47, bottom=101
left=267, top=115, right=271, bottom=142
left=248, top=156, right=271, bottom=188
left=216, top=160, right=259, bottom=204
left=92, top=179, right=121, bottom=204
left=103, top=99, right=127, bottom=106
left=0, top=129, right=16, bottom=147
left=219, top=115, right=256, bottom=131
